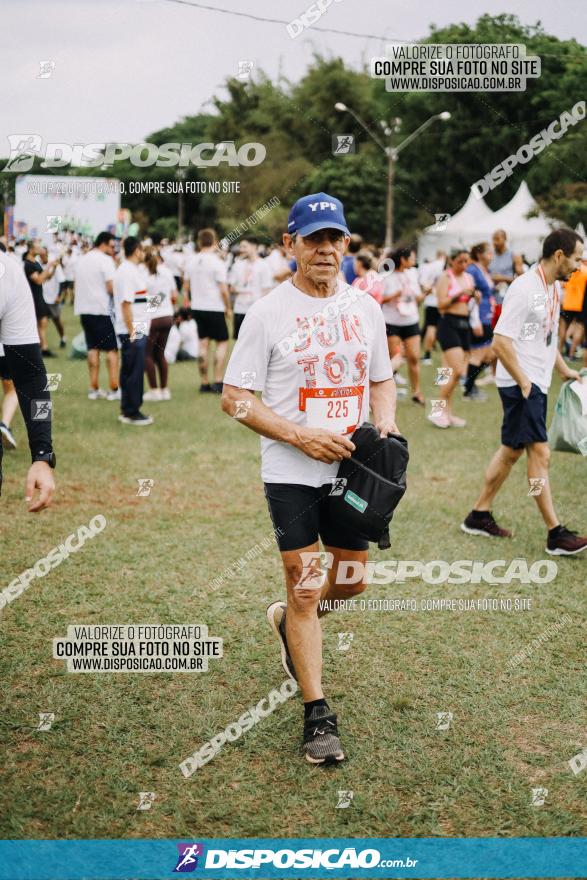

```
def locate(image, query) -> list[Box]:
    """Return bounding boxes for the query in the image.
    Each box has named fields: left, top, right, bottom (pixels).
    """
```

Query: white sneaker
left=159, top=388, right=171, bottom=401
left=106, top=389, right=121, bottom=401
left=427, top=410, right=450, bottom=429
left=394, top=373, right=408, bottom=386
left=143, top=389, right=162, bottom=401
left=88, top=388, right=107, bottom=400
left=476, top=373, right=496, bottom=387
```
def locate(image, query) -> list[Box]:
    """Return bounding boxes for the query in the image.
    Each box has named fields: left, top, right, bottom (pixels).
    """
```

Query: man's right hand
left=521, top=379, right=533, bottom=399
left=293, top=427, right=355, bottom=463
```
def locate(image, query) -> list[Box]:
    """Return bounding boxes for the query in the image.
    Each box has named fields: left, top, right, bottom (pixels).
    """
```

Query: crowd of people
left=1, top=221, right=586, bottom=439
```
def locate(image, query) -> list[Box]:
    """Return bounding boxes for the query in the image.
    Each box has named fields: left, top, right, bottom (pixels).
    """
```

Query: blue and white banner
left=1, top=838, right=586, bottom=879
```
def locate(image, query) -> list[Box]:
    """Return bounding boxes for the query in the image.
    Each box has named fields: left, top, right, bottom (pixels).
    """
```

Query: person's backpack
left=331, top=422, right=409, bottom=550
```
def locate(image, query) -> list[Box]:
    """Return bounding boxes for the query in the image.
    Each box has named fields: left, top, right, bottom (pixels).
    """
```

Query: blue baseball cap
left=287, top=192, right=350, bottom=238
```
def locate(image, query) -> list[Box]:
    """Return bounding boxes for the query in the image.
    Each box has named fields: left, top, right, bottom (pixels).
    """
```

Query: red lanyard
left=536, top=265, right=558, bottom=342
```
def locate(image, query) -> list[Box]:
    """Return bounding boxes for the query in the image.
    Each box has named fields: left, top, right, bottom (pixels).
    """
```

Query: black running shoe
left=546, top=526, right=587, bottom=556
left=118, top=412, right=153, bottom=426
left=266, top=601, right=297, bottom=682
left=461, top=510, right=512, bottom=538
left=303, top=706, right=344, bottom=764
left=211, top=382, right=223, bottom=394
left=199, top=383, right=212, bottom=393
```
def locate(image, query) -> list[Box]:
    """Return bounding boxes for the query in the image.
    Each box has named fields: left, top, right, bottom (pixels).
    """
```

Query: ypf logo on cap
left=287, top=192, right=350, bottom=238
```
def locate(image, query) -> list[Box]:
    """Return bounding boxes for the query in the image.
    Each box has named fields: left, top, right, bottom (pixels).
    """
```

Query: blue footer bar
left=1, top=838, right=586, bottom=879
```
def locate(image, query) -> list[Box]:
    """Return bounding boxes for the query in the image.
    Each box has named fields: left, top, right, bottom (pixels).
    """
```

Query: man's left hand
left=563, top=369, right=582, bottom=382
left=376, top=419, right=400, bottom=438
left=25, top=461, right=55, bottom=512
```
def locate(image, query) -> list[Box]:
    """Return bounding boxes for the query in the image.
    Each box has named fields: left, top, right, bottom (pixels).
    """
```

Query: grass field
left=1, top=306, right=586, bottom=844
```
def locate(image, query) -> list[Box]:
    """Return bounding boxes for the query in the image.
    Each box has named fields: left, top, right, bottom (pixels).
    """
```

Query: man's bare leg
left=87, top=349, right=100, bottom=390
left=474, top=444, right=524, bottom=511
left=38, top=317, right=49, bottom=351
left=1, top=379, right=18, bottom=426
left=106, top=350, right=119, bottom=390
left=281, top=544, right=323, bottom=701
left=318, top=546, right=368, bottom=616
left=527, top=442, right=558, bottom=529
left=198, top=339, right=209, bottom=384
left=214, top=340, right=228, bottom=383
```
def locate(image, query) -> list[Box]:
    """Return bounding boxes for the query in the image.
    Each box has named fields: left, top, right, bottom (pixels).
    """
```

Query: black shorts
left=264, top=482, right=369, bottom=552
left=233, top=312, right=246, bottom=339
left=471, top=323, right=494, bottom=349
left=437, top=314, right=471, bottom=352
left=80, top=314, right=118, bottom=351
left=32, top=290, right=51, bottom=320
left=0, top=356, right=10, bottom=381
left=498, top=383, right=548, bottom=449
left=191, top=310, right=229, bottom=342
left=385, top=322, right=420, bottom=340
left=560, top=309, right=583, bottom=325
left=423, top=306, right=439, bottom=329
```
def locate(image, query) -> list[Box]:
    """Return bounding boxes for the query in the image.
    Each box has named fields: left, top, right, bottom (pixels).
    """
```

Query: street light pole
left=334, top=104, right=451, bottom=250
left=176, top=168, right=187, bottom=241
left=385, top=133, right=395, bottom=250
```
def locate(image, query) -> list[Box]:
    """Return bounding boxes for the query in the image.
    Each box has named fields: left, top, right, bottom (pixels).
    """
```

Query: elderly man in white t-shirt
left=221, top=193, right=398, bottom=764
left=462, top=228, right=587, bottom=556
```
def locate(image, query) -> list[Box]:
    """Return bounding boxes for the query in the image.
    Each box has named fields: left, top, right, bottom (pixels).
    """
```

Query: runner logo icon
left=173, top=843, right=204, bottom=872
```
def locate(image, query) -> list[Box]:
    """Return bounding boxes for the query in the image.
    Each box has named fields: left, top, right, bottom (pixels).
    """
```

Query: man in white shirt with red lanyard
left=113, top=237, right=152, bottom=426
left=462, top=228, right=586, bottom=555
left=221, top=193, right=398, bottom=764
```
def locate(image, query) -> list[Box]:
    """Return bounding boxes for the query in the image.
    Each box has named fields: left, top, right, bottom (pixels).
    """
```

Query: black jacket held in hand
left=332, top=422, right=409, bottom=550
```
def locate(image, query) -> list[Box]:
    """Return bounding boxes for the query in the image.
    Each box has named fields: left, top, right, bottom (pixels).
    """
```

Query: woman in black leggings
left=143, top=248, right=176, bottom=402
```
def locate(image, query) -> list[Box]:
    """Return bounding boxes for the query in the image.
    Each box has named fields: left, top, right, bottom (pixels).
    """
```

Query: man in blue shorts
left=462, top=229, right=587, bottom=555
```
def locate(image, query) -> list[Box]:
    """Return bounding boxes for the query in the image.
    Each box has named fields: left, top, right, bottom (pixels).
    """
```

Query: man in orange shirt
left=559, top=246, right=587, bottom=361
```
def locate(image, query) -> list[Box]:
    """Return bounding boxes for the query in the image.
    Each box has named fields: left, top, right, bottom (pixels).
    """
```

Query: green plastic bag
left=549, top=369, right=587, bottom=455
left=69, top=332, right=88, bottom=359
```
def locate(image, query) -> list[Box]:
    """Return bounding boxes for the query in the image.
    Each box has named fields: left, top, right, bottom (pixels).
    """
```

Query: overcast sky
left=1, top=0, right=585, bottom=147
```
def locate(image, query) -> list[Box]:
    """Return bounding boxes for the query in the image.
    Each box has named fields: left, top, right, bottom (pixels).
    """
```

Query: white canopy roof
left=417, top=188, right=494, bottom=260
left=418, top=181, right=559, bottom=263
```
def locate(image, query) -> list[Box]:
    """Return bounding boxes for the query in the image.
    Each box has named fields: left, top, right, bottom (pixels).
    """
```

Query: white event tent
left=418, top=182, right=561, bottom=263
left=417, top=188, right=494, bottom=261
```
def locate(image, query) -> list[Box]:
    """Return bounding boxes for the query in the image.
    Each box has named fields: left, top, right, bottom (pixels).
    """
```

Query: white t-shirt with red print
left=224, top=279, right=393, bottom=487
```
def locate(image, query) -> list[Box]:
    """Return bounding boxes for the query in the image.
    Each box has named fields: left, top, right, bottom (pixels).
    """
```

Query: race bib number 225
left=299, top=386, right=363, bottom=434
